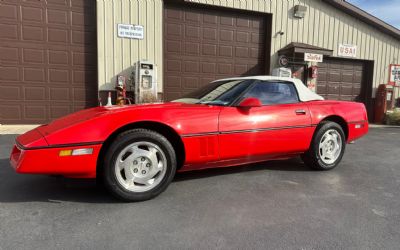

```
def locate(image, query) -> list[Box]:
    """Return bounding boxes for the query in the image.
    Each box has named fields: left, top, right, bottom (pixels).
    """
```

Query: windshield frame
left=172, top=79, right=257, bottom=106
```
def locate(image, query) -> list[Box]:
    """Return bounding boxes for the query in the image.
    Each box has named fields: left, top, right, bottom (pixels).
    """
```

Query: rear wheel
left=102, top=129, right=176, bottom=201
left=302, top=121, right=346, bottom=170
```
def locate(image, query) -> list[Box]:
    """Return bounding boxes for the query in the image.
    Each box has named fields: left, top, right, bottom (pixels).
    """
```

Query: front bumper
left=10, top=142, right=102, bottom=178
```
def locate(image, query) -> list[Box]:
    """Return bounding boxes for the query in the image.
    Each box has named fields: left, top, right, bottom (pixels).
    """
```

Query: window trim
left=232, top=80, right=301, bottom=107
left=228, top=80, right=258, bottom=106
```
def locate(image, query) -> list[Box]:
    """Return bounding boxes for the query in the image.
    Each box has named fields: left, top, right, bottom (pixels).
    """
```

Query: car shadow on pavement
left=174, top=157, right=311, bottom=181
left=0, top=158, right=118, bottom=204
left=0, top=157, right=310, bottom=203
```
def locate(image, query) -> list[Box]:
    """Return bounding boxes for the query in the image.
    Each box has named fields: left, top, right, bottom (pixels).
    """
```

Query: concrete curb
left=0, top=125, right=40, bottom=135
left=369, top=124, right=400, bottom=128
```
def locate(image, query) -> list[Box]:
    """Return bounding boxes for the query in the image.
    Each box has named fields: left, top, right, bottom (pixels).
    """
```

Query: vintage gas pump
left=132, top=60, right=157, bottom=104
left=374, top=84, right=394, bottom=123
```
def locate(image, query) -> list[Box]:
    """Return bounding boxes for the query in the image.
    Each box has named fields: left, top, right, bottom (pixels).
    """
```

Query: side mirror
left=238, top=97, right=262, bottom=108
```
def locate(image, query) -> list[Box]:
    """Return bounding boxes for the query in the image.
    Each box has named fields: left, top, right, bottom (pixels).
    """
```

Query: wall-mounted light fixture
left=294, top=5, right=307, bottom=19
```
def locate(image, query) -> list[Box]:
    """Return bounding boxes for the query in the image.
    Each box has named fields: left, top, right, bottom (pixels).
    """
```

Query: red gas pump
left=374, top=84, right=394, bottom=123
left=115, top=75, right=133, bottom=105
left=308, top=65, right=318, bottom=79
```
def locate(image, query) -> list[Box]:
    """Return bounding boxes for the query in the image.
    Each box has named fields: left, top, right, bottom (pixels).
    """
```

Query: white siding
left=97, top=0, right=400, bottom=98
left=96, top=0, right=163, bottom=92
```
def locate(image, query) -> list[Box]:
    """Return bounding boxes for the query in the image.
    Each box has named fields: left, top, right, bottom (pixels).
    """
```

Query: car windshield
left=172, top=79, right=253, bottom=106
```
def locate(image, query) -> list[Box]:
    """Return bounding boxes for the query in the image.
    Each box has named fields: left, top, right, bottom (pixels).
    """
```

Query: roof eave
left=322, top=0, right=400, bottom=41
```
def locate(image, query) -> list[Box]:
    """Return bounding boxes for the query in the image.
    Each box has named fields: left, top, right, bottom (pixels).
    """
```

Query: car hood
left=37, top=102, right=187, bottom=136
left=17, top=102, right=201, bottom=148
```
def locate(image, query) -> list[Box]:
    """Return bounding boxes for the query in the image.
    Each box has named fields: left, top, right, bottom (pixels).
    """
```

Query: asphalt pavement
left=1, top=127, right=399, bottom=249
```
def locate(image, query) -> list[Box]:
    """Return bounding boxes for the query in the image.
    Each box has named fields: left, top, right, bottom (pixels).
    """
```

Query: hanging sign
left=304, top=53, right=323, bottom=62
left=389, top=64, right=400, bottom=86
left=338, top=44, right=357, bottom=58
left=117, top=24, right=144, bottom=39
left=278, top=55, right=289, bottom=67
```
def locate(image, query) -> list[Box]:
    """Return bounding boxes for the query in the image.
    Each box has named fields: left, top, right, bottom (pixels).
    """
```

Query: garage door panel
left=185, top=61, right=200, bottom=73
left=166, top=23, right=182, bottom=38
left=342, top=72, right=355, bottom=83
left=317, top=58, right=366, bottom=104
left=46, top=0, right=69, bottom=7
left=185, top=25, right=200, bottom=39
left=202, top=44, right=217, bottom=56
left=48, top=28, right=69, bottom=44
left=0, top=105, right=22, bottom=120
left=0, top=85, right=21, bottom=100
left=22, top=25, right=45, bottom=42
left=219, top=45, right=233, bottom=57
left=164, top=4, right=268, bottom=100
left=251, top=33, right=262, bottom=43
left=354, top=72, right=363, bottom=82
left=203, top=27, right=217, bottom=40
left=328, top=72, right=341, bottom=82
left=326, top=94, right=341, bottom=100
left=72, top=30, right=96, bottom=45
left=318, top=73, right=327, bottom=81
left=0, top=23, right=19, bottom=40
left=204, top=14, right=218, bottom=24
left=184, top=43, right=199, bottom=55
left=1, top=67, right=20, bottom=81
left=327, top=84, right=340, bottom=94
left=185, top=11, right=201, bottom=23
left=218, top=63, right=233, bottom=74
left=25, top=105, right=47, bottom=120
left=1, top=47, right=19, bottom=63
left=220, top=30, right=234, bottom=41
left=235, top=47, right=249, bottom=58
left=0, top=0, right=97, bottom=123
left=21, top=6, right=44, bottom=22
left=24, top=86, right=46, bottom=100
left=47, top=9, right=68, bottom=25
left=316, top=83, right=327, bottom=94
left=201, top=62, right=216, bottom=73
left=236, top=31, right=249, bottom=43
left=220, top=16, right=234, bottom=26
left=340, top=84, right=353, bottom=95
left=49, top=69, right=69, bottom=83
left=22, top=48, right=45, bottom=64
left=234, top=64, right=249, bottom=75
left=0, top=3, right=18, bottom=20
left=183, top=77, right=199, bottom=89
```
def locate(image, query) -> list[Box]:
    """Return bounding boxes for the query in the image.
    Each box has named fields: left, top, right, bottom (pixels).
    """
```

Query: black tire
left=301, top=121, right=346, bottom=171
left=101, top=129, right=176, bottom=201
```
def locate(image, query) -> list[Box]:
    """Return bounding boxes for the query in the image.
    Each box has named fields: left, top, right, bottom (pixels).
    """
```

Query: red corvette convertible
left=10, top=76, right=368, bottom=201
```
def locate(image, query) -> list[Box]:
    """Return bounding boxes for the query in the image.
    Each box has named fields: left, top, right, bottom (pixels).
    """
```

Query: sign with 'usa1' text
left=338, top=44, right=357, bottom=58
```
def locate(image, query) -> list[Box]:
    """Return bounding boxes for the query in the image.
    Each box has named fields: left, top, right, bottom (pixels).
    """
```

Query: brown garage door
left=317, top=58, right=366, bottom=103
left=0, top=0, right=97, bottom=124
left=164, top=4, right=269, bottom=101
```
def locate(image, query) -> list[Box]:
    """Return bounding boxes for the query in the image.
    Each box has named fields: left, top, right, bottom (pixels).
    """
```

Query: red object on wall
left=309, top=66, right=318, bottom=79
left=374, top=84, right=394, bottom=123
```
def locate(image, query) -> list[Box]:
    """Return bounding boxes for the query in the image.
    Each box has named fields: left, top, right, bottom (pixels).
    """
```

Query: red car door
left=218, top=81, right=314, bottom=162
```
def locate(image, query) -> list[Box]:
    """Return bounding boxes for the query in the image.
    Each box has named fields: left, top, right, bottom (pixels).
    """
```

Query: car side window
left=242, top=81, right=299, bottom=105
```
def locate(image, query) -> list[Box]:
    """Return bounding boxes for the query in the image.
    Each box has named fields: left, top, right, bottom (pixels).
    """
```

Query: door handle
left=295, top=109, right=306, bottom=115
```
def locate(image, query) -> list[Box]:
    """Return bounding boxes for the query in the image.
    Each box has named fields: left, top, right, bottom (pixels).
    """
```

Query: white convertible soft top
left=213, top=76, right=324, bottom=102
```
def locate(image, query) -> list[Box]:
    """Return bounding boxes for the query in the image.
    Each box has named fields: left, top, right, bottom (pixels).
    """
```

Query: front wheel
left=301, top=121, right=346, bottom=170
left=102, top=129, right=177, bottom=201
